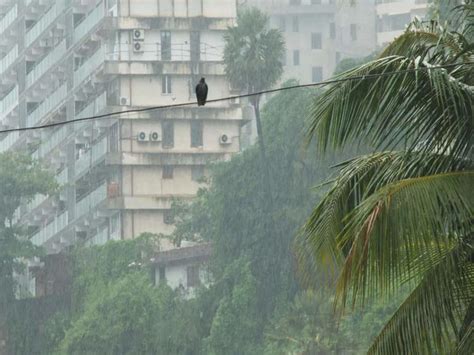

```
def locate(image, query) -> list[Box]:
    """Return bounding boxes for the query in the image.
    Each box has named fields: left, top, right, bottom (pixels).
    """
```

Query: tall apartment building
left=0, top=0, right=243, bottom=284
left=246, top=0, right=376, bottom=82
left=376, top=0, right=429, bottom=47
left=246, top=0, right=429, bottom=83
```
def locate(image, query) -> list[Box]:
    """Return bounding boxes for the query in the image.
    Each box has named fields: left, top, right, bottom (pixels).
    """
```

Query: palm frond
left=295, top=151, right=471, bottom=287
left=336, top=171, right=474, bottom=307
left=368, top=244, right=474, bottom=355
left=307, top=56, right=474, bottom=160
left=380, top=19, right=472, bottom=66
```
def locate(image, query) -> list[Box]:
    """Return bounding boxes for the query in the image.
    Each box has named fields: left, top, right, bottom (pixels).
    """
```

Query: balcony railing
left=74, top=47, right=105, bottom=87
left=0, top=131, right=19, bottom=153
left=86, top=227, right=108, bottom=246
left=25, top=1, right=65, bottom=47
left=0, top=4, right=17, bottom=34
left=0, top=44, right=18, bottom=77
left=57, top=168, right=68, bottom=185
left=75, top=183, right=107, bottom=220
left=73, top=2, right=105, bottom=44
left=36, top=124, right=69, bottom=158
left=75, top=136, right=108, bottom=177
left=24, top=193, right=48, bottom=216
left=0, top=85, right=18, bottom=119
left=26, top=83, right=67, bottom=127
left=31, top=211, right=68, bottom=246
left=26, top=41, right=66, bottom=87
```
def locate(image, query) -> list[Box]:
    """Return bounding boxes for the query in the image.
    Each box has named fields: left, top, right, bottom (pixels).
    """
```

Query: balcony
left=25, top=1, right=66, bottom=48
left=0, top=44, right=18, bottom=77
left=24, top=193, right=48, bottom=216
left=0, top=131, right=19, bottom=153
left=30, top=211, right=68, bottom=246
left=86, top=227, right=108, bottom=246
left=73, top=2, right=106, bottom=44
left=0, top=4, right=17, bottom=34
left=26, top=41, right=67, bottom=88
left=0, top=85, right=18, bottom=120
left=74, top=47, right=106, bottom=87
left=26, top=83, right=67, bottom=127
left=75, top=136, right=108, bottom=178
left=75, top=183, right=107, bottom=220
left=36, top=125, right=69, bottom=158
left=57, top=168, right=68, bottom=185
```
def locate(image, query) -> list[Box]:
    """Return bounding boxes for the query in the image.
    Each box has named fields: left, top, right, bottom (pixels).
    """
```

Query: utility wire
left=1, top=61, right=473, bottom=134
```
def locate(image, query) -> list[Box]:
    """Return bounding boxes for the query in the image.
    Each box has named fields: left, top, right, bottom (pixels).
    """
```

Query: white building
left=151, top=242, right=212, bottom=298
left=246, top=0, right=429, bottom=83
left=375, top=0, right=429, bottom=47
left=0, top=0, right=243, bottom=265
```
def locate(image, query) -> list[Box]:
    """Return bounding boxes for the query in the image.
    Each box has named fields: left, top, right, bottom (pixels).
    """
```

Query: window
left=311, top=33, right=322, bottom=49
left=163, top=210, right=174, bottom=225
left=329, top=22, right=336, bottom=39
left=187, top=265, right=201, bottom=288
left=190, top=31, right=200, bottom=62
left=162, top=75, right=172, bottom=94
left=162, top=166, right=174, bottom=179
left=191, top=166, right=205, bottom=182
left=312, top=67, right=323, bottom=83
left=161, top=30, right=171, bottom=60
left=162, top=120, right=174, bottom=148
left=158, top=266, right=166, bottom=283
left=292, top=16, right=299, bottom=32
left=293, top=50, right=300, bottom=66
left=190, top=120, right=203, bottom=147
left=278, top=17, right=286, bottom=32
left=350, top=24, right=357, bottom=41
left=109, top=122, right=119, bottom=152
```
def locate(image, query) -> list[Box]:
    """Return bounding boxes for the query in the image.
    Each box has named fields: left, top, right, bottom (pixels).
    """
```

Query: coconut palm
left=223, top=6, right=285, bottom=161
left=296, top=5, right=474, bottom=355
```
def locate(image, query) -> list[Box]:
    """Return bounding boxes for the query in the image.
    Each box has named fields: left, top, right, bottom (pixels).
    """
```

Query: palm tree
left=296, top=5, right=474, bottom=354
left=223, top=7, right=285, bottom=162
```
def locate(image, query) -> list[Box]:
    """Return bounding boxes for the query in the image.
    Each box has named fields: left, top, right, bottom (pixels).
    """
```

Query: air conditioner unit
left=137, top=131, right=148, bottom=142
left=133, top=41, right=143, bottom=53
left=149, top=131, right=160, bottom=142
left=133, top=29, right=145, bottom=41
left=229, top=96, right=240, bottom=106
left=120, top=96, right=129, bottom=106
left=219, top=134, right=232, bottom=145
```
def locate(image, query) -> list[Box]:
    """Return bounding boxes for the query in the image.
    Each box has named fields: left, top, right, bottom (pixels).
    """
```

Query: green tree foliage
left=0, top=152, right=57, bottom=351
left=224, top=6, right=285, bottom=163
left=264, top=290, right=402, bottom=355
left=297, top=6, right=474, bottom=354
left=223, top=7, right=284, bottom=95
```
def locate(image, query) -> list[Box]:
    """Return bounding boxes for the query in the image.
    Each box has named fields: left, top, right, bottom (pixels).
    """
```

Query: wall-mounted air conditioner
left=219, top=134, right=232, bottom=145
left=149, top=131, right=160, bottom=142
left=120, top=96, right=130, bottom=106
left=137, top=131, right=148, bottom=142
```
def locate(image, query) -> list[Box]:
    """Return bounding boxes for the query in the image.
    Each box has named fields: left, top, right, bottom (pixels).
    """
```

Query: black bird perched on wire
left=195, top=78, right=208, bottom=106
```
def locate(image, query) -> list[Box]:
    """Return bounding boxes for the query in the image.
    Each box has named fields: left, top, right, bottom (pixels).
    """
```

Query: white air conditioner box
left=149, top=131, right=160, bottom=142
left=137, top=131, right=148, bottom=142
left=219, top=134, right=232, bottom=145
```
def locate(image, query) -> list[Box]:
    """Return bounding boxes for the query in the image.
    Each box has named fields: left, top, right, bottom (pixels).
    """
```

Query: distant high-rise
left=245, top=0, right=428, bottom=82
left=0, top=0, right=243, bottom=295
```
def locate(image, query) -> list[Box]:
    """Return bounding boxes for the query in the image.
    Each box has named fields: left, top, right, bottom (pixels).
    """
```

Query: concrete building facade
left=376, top=0, right=429, bottom=47
left=247, top=0, right=428, bottom=83
left=0, top=0, right=243, bottom=290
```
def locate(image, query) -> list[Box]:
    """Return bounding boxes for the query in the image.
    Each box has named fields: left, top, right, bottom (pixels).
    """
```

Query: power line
left=1, top=61, right=473, bottom=135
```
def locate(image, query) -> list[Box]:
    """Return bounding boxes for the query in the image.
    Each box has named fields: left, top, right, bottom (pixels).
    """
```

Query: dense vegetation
left=298, top=4, right=474, bottom=354
left=6, top=84, right=398, bottom=354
